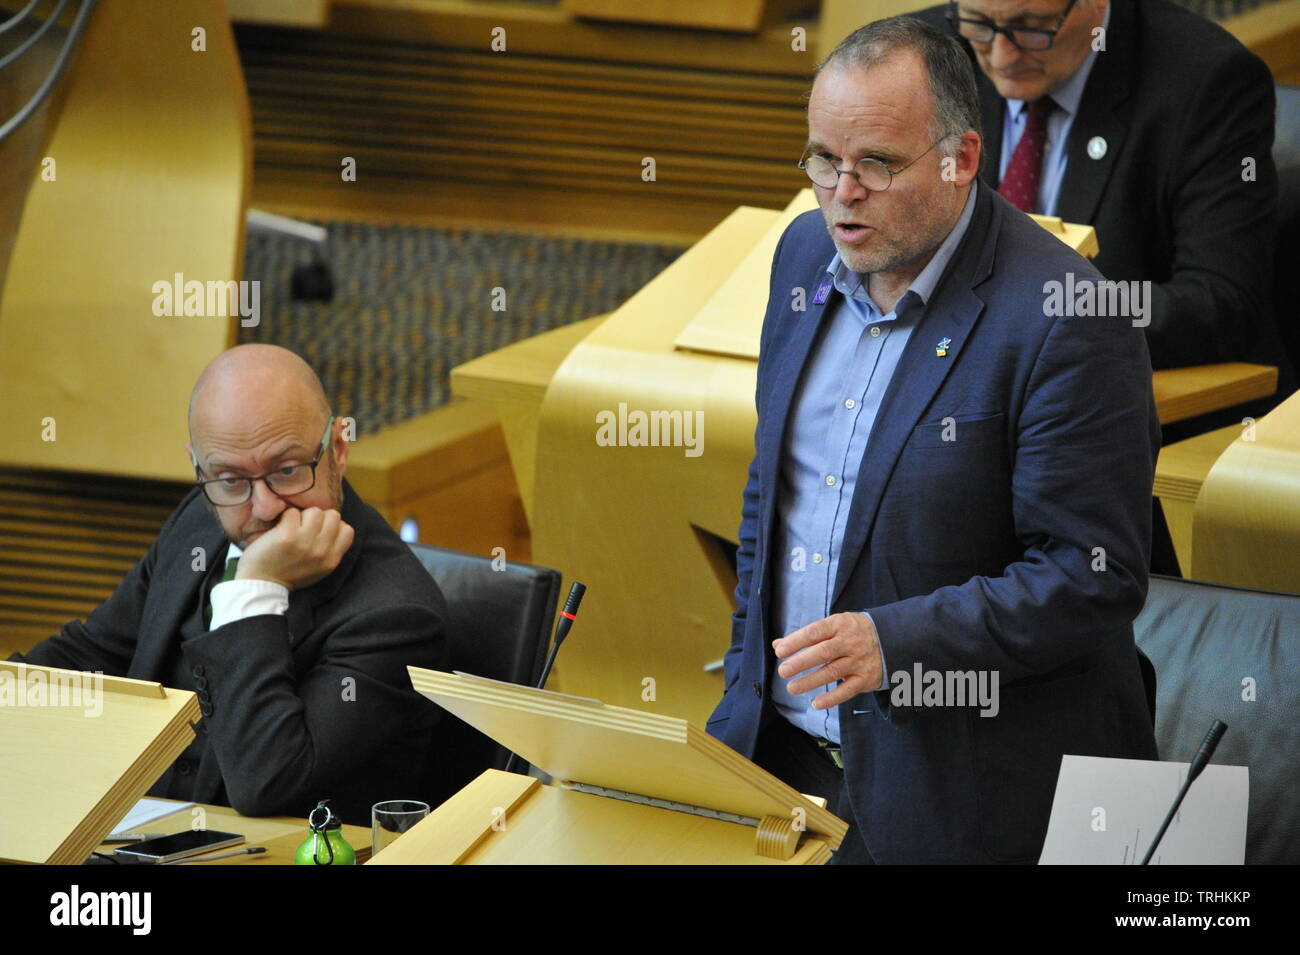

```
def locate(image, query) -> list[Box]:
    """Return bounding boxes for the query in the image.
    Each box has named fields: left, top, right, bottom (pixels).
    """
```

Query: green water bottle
left=295, top=800, right=356, bottom=866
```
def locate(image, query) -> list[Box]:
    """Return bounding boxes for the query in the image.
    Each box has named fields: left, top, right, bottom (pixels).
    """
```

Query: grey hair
left=816, top=15, right=981, bottom=158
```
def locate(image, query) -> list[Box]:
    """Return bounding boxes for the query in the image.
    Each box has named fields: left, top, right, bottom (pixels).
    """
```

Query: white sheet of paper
left=110, top=798, right=192, bottom=836
left=1039, top=755, right=1248, bottom=865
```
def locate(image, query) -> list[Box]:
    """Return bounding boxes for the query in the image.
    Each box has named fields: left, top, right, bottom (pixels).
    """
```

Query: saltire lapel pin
left=812, top=282, right=832, bottom=305
left=935, top=337, right=952, bottom=358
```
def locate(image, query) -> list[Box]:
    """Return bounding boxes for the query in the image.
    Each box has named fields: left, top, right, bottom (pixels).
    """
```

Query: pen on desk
left=162, top=847, right=267, bottom=864
left=102, top=833, right=168, bottom=844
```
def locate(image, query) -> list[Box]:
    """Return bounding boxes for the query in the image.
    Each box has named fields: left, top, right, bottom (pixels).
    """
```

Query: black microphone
left=539, top=582, right=586, bottom=689
left=1140, top=720, right=1228, bottom=865
left=503, top=582, right=586, bottom=776
left=1185, top=719, right=1228, bottom=786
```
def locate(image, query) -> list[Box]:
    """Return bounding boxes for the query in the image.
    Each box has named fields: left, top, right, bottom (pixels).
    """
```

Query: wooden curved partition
left=529, top=210, right=764, bottom=725
left=0, top=1, right=78, bottom=307
left=1192, top=390, right=1300, bottom=594
left=0, top=0, right=251, bottom=481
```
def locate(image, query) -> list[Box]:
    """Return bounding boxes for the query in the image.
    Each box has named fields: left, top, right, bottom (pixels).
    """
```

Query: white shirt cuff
left=209, top=578, right=289, bottom=631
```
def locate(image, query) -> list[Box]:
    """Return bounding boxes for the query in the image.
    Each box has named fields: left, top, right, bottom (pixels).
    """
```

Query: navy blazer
left=707, top=184, right=1160, bottom=863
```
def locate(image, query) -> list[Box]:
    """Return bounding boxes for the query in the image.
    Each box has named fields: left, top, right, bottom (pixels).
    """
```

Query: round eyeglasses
left=798, top=136, right=949, bottom=192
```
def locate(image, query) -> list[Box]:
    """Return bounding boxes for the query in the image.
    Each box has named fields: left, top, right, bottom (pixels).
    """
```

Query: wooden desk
left=345, top=398, right=531, bottom=560
left=1152, top=362, right=1277, bottom=425
left=460, top=327, right=1279, bottom=455
left=1154, top=424, right=1242, bottom=571
left=99, top=801, right=372, bottom=865
left=1155, top=388, right=1300, bottom=595
left=1191, top=389, right=1300, bottom=593
left=452, top=315, right=607, bottom=520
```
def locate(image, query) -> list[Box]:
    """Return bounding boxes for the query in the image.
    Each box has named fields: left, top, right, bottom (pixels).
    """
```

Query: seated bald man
left=14, top=345, right=448, bottom=824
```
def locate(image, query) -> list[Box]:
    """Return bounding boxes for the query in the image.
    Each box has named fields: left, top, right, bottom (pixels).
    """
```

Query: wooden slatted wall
left=0, top=469, right=188, bottom=657
left=236, top=23, right=812, bottom=242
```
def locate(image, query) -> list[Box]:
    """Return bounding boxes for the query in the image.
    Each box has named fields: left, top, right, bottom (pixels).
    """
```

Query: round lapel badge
left=1087, top=136, right=1108, bottom=160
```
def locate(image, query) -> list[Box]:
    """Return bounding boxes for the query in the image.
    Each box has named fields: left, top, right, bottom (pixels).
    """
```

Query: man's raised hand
left=236, top=507, right=355, bottom=591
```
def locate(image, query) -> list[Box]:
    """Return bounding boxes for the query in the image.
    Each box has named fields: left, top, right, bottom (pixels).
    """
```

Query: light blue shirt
left=770, top=184, right=979, bottom=744
left=999, top=3, right=1109, bottom=216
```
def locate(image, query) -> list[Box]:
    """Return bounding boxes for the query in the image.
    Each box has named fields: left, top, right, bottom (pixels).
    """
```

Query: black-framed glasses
left=193, top=416, right=335, bottom=507
left=946, top=0, right=1078, bottom=51
left=798, top=136, right=949, bottom=192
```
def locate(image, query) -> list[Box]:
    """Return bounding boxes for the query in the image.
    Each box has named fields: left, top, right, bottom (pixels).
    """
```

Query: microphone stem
left=502, top=595, right=581, bottom=776
left=1140, top=773, right=1194, bottom=865
left=536, top=637, right=564, bottom=691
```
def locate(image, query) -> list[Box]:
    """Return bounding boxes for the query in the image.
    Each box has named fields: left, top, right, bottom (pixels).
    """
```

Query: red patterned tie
left=998, top=97, right=1054, bottom=213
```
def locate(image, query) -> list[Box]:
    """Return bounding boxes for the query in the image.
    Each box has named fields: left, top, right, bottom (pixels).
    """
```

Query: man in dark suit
left=909, top=0, right=1287, bottom=575
left=15, top=345, right=447, bottom=825
left=909, top=0, right=1283, bottom=376
left=705, top=17, right=1158, bottom=863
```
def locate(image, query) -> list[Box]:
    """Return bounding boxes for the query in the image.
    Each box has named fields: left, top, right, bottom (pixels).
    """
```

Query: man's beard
left=325, top=457, right=344, bottom=510
left=822, top=193, right=955, bottom=278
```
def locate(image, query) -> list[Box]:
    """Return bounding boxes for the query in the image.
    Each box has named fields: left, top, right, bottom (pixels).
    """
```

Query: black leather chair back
left=1273, top=84, right=1300, bottom=382
left=1134, top=575, right=1300, bottom=864
left=407, top=543, right=561, bottom=807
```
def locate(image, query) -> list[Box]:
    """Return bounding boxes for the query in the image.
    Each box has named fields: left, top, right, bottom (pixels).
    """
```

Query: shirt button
left=844, top=398, right=856, bottom=409
left=825, top=475, right=837, bottom=486
left=870, top=326, right=881, bottom=338
left=813, top=553, right=824, bottom=564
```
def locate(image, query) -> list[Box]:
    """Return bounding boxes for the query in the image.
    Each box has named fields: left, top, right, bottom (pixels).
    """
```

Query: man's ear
left=186, top=441, right=197, bottom=467
left=953, top=130, right=982, bottom=188
left=330, top=418, right=349, bottom=475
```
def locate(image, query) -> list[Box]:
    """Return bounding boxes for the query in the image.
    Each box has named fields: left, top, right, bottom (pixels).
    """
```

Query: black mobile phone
left=113, top=830, right=244, bottom=864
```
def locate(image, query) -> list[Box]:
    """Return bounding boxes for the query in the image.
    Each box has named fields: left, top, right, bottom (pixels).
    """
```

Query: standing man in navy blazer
left=705, top=17, right=1158, bottom=863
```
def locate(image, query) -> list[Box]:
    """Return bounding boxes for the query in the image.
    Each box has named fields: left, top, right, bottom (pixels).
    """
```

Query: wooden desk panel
left=452, top=316, right=606, bottom=520
left=1152, top=363, right=1277, bottom=425
left=1193, top=389, right=1300, bottom=594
